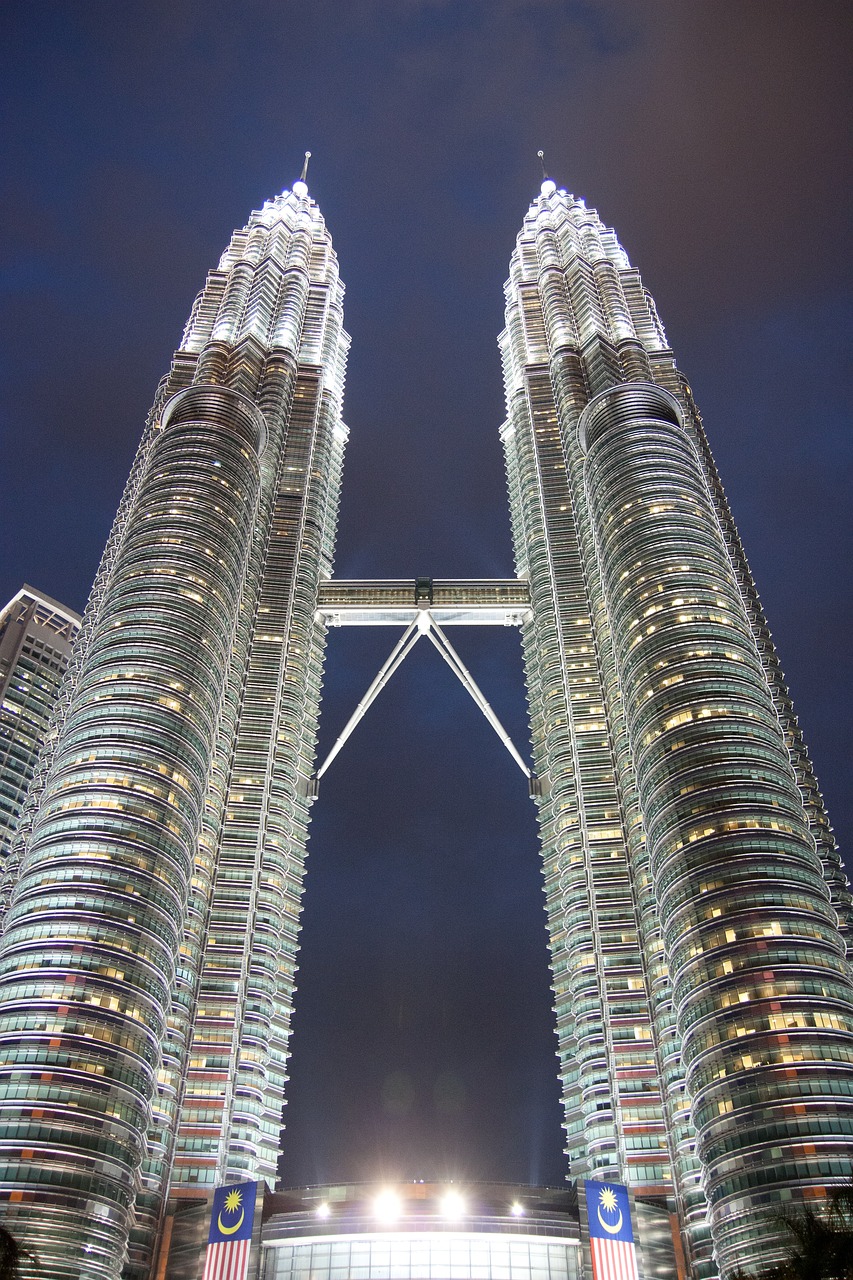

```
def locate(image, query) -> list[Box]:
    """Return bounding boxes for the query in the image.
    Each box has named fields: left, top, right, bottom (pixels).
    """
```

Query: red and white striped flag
left=202, top=1237, right=251, bottom=1280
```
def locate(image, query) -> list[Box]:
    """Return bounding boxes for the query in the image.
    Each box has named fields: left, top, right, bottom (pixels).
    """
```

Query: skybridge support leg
left=425, top=619, right=531, bottom=779
left=315, top=616, right=422, bottom=782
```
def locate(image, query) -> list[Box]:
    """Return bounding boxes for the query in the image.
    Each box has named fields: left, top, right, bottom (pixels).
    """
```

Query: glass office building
left=0, top=587, right=81, bottom=870
left=0, top=175, right=851, bottom=1280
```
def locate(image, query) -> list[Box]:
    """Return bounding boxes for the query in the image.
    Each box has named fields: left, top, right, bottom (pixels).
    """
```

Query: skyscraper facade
left=0, top=179, right=349, bottom=1279
left=0, top=587, right=81, bottom=866
left=0, top=174, right=851, bottom=1280
left=500, top=179, right=853, bottom=1278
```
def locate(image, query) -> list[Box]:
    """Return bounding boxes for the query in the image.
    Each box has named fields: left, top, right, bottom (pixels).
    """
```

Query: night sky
left=2, top=1, right=851, bottom=1192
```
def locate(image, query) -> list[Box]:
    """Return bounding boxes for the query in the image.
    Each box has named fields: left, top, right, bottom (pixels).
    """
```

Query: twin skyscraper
left=0, top=171, right=851, bottom=1280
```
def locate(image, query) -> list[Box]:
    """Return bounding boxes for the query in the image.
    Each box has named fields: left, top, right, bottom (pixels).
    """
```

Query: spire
left=537, top=149, right=556, bottom=198
left=293, top=151, right=311, bottom=198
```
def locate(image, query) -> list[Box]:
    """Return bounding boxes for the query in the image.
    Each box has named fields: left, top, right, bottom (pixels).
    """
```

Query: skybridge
left=316, top=577, right=532, bottom=628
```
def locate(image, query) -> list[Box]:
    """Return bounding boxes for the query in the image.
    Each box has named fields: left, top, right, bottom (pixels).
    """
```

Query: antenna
left=300, top=151, right=311, bottom=182
left=537, top=149, right=548, bottom=180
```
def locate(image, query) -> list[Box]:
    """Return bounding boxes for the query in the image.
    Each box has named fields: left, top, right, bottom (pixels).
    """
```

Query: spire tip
left=293, top=151, right=311, bottom=198
left=537, top=149, right=556, bottom=197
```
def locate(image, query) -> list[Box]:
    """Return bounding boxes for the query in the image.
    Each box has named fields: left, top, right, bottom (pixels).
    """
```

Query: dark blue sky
left=2, top=1, right=851, bottom=1189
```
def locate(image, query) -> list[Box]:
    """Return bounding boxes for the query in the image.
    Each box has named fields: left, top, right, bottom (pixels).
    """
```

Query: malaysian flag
left=584, top=1180, right=639, bottom=1280
left=202, top=1179, right=258, bottom=1280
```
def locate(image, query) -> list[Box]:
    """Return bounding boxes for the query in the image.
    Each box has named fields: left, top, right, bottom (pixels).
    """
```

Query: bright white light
left=511, top=1201, right=525, bottom=1217
left=541, top=179, right=557, bottom=197
left=315, top=1202, right=330, bottom=1219
left=374, top=1188, right=403, bottom=1223
left=293, top=180, right=308, bottom=197
left=440, top=1188, right=466, bottom=1219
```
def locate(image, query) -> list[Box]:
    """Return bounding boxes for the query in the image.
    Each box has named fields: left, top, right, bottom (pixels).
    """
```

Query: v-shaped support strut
left=314, top=609, right=531, bottom=786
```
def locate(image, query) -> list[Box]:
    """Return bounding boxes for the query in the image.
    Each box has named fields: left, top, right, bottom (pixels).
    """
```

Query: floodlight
left=440, top=1188, right=466, bottom=1219
left=374, top=1188, right=403, bottom=1223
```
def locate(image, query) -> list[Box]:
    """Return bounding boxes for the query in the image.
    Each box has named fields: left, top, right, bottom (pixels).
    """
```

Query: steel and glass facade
left=260, top=1184, right=588, bottom=1280
left=0, top=588, right=81, bottom=869
left=0, top=184, right=349, bottom=1279
left=500, top=181, right=853, bottom=1277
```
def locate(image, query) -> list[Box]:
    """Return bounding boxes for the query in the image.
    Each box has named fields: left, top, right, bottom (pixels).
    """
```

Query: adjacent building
left=0, top=586, right=81, bottom=864
left=0, top=174, right=850, bottom=1280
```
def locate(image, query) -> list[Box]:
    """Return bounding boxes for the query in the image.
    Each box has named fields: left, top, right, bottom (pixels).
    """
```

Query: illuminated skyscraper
left=0, top=172, right=349, bottom=1279
left=0, top=587, right=81, bottom=865
left=500, top=178, right=853, bottom=1277
left=0, top=171, right=851, bottom=1280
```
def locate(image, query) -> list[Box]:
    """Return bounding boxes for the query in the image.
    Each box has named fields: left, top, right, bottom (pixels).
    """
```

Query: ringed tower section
left=0, top=165, right=350, bottom=1280
left=500, top=175, right=853, bottom=1278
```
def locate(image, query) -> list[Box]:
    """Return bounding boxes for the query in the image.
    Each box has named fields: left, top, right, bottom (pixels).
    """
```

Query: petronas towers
left=0, top=171, right=851, bottom=1280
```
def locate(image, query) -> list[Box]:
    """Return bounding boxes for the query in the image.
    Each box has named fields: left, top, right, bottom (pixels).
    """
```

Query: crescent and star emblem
left=218, top=1188, right=244, bottom=1235
left=597, top=1187, right=623, bottom=1235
